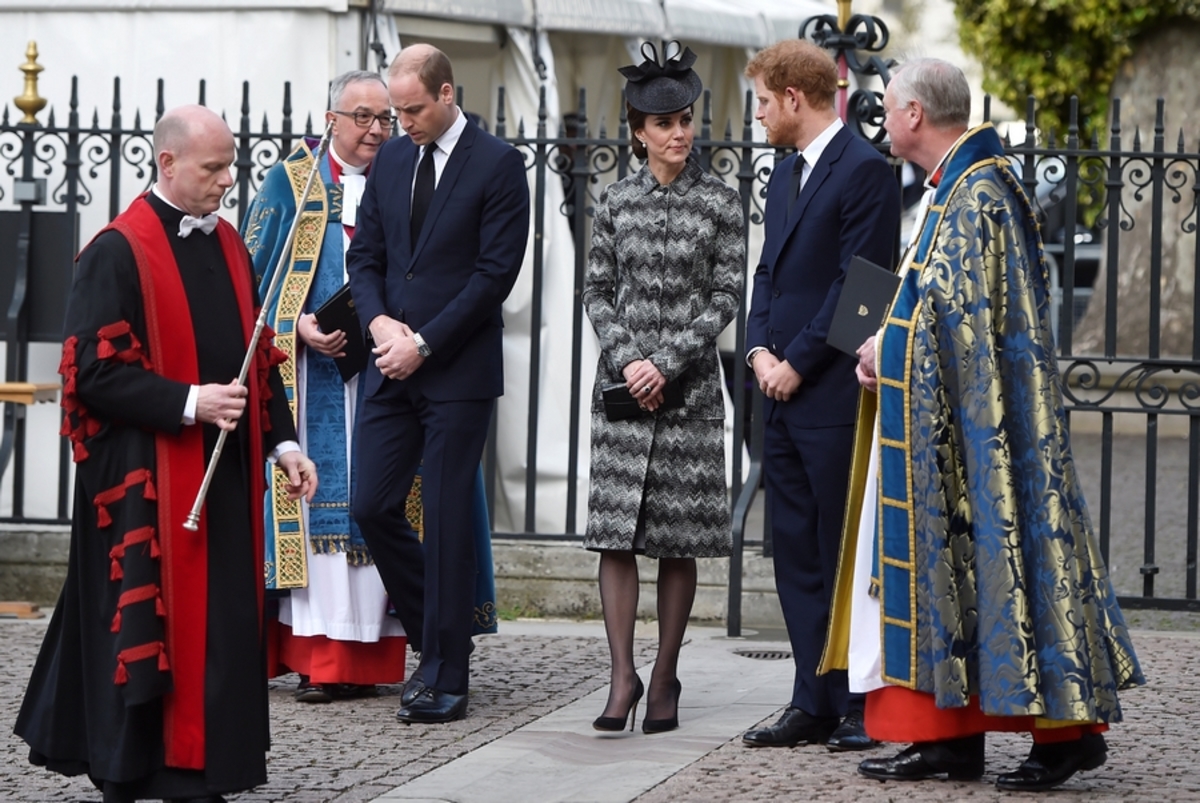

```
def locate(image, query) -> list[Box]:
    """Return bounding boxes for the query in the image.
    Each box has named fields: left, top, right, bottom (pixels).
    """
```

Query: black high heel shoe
left=642, top=678, right=682, bottom=734
left=593, top=676, right=644, bottom=732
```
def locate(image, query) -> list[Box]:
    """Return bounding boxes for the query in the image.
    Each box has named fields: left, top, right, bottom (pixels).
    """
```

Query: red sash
left=104, top=195, right=268, bottom=770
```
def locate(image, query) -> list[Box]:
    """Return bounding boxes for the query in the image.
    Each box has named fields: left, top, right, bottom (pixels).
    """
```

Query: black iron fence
left=2, top=77, right=1197, bottom=616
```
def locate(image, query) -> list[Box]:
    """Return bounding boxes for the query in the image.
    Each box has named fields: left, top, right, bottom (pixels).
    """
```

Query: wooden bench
left=0, top=382, right=59, bottom=405
left=0, top=601, right=44, bottom=619
left=0, top=381, right=60, bottom=492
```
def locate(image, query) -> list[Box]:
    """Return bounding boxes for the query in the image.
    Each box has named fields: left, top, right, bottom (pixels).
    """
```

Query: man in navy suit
left=741, top=40, right=899, bottom=750
left=346, top=43, right=529, bottom=724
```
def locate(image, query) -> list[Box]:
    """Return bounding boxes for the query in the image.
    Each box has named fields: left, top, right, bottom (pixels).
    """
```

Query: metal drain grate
left=733, top=649, right=793, bottom=661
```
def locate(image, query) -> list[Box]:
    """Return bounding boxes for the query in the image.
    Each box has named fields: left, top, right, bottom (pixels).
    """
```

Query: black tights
left=597, top=550, right=696, bottom=721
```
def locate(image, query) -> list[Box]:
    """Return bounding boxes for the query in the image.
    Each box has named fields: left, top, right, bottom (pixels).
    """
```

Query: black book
left=313, top=282, right=368, bottom=383
left=826, top=255, right=902, bottom=357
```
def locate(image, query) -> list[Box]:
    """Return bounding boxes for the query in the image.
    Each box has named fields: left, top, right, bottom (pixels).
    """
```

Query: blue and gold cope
left=826, top=125, right=1142, bottom=725
left=243, top=140, right=361, bottom=589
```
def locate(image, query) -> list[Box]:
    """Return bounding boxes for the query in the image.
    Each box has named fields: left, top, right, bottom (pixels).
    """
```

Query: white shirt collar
left=799, top=117, right=844, bottom=168
left=424, top=106, right=467, bottom=158
left=329, top=142, right=368, bottom=176
left=151, top=183, right=183, bottom=211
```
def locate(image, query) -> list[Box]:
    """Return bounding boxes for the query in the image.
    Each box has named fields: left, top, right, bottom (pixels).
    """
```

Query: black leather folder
left=826, top=255, right=902, bottom=357
left=313, top=282, right=368, bottom=383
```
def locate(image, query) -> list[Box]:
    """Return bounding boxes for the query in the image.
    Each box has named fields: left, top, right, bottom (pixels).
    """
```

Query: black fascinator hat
left=618, top=41, right=703, bottom=115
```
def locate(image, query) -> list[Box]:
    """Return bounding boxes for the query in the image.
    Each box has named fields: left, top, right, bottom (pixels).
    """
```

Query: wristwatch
left=412, top=332, right=433, bottom=358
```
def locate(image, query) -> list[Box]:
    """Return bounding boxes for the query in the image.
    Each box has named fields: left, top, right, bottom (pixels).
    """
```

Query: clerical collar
left=925, top=128, right=973, bottom=189
left=329, top=143, right=368, bottom=176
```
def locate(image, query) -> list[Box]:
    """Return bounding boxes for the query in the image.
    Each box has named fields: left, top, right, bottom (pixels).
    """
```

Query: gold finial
left=838, top=0, right=852, bottom=32
left=14, top=41, right=46, bottom=125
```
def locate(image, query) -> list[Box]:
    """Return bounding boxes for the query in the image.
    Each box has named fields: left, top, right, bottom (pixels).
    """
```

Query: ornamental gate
left=2, top=63, right=1197, bottom=616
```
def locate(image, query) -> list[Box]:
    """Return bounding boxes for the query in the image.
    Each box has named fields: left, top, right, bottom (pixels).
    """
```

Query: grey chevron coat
left=582, top=158, right=745, bottom=557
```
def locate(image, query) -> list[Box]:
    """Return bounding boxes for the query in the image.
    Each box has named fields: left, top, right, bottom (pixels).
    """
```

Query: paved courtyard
left=3, top=613, right=1198, bottom=802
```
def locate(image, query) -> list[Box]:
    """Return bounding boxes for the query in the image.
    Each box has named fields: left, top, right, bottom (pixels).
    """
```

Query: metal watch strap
left=413, top=332, right=433, bottom=358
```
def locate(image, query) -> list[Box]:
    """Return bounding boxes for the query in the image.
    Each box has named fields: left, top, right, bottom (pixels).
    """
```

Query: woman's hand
left=623, top=359, right=667, bottom=411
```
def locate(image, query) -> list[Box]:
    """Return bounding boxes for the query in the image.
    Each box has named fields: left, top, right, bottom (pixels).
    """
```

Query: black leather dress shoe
left=826, top=709, right=879, bottom=752
left=294, top=678, right=333, bottom=703
left=400, top=677, right=426, bottom=707
left=742, top=707, right=839, bottom=747
left=995, top=733, right=1107, bottom=791
left=396, top=687, right=468, bottom=724
left=858, top=734, right=986, bottom=781
left=324, top=683, right=378, bottom=700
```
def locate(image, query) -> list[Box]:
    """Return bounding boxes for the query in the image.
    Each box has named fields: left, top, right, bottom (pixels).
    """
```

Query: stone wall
left=0, top=528, right=789, bottom=629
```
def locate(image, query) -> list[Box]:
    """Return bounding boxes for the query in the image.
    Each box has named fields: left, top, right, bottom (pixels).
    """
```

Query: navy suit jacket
left=746, top=126, right=899, bottom=428
left=346, top=118, right=530, bottom=400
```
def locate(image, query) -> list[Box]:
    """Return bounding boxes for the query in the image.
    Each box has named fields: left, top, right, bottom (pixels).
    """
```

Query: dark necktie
left=410, top=144, right=437, bottom=243
left=788, top=153, right=806, bottom=216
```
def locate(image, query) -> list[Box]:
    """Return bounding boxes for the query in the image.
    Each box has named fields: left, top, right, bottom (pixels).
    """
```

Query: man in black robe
left=14, top=105, right=318, bottom=803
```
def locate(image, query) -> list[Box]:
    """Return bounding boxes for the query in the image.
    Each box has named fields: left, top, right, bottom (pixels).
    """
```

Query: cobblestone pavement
left=2, top=429, right=1196, bottom=801
left=1, top=618, right=659, bottom=802
left=5, top=615, right=1199, bottom=802
left=637, top=629, right=1200, bottom=803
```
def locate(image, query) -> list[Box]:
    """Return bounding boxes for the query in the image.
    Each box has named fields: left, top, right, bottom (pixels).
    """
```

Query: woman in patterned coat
left=582, top=43, right=745, bottom=735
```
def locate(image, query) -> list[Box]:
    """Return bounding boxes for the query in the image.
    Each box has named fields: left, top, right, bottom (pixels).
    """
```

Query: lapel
left=394, top=140, right=417, bottom=261
left=411, top=119, right=477, bottom=263
left=770, top=127, right=851, bottom=278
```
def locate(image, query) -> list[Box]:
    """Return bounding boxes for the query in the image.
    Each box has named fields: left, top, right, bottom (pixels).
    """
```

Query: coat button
left=772, top=289, right=781, bottom=298
left=406, top=272, right=414, bottom=280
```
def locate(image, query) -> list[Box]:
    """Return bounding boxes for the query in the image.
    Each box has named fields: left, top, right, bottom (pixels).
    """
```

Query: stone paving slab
left=375, top=625, right=792, bottom=802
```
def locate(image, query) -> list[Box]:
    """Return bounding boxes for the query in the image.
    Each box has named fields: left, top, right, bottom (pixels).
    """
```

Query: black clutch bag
left=313, top=282, right=368, bottom=383
left=601, top=379, right=684, bottom=421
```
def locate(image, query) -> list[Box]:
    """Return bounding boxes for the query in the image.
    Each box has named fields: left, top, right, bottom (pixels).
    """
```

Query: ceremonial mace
left=183, top=120, right=334, bottom=531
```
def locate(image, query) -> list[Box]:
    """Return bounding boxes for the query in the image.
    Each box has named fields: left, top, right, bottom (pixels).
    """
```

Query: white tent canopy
left=381, top=0, right=835, bottom=46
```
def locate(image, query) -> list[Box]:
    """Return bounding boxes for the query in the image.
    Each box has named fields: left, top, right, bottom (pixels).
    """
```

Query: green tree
left=954, top=0, right=1200, bottom=138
